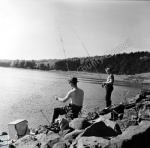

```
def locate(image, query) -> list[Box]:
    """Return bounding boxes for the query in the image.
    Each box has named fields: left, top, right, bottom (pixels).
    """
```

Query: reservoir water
left=0, top=67, right=146, bottom=132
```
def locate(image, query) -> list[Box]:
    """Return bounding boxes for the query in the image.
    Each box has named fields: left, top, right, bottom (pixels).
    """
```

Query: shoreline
left=2, top=89, right=150, bottom=148
left=1, top=66, right=150, bottom=85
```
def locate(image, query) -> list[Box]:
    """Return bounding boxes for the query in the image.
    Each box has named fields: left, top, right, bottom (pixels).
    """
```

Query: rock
left=15, top=132, right=60, bottom=148
left=58, top=128, right=74, bottom=142
left=93, top=116, right=122, bottom=134
left=45, top=133, right=60, bottom=147
left=82, top=121, right=119, bottom=137
left=40, top=133, right=60, bottom=148
left=14, top=135, right=39, bottom=148
left=70, top=136, right=109, bottom=148
left=36, top=142, right=41, bottom=147
left=36, top=125, right=48, bottom=134
left=9, top=144, right=16, bottom=148
left=69, top=118, right=91, bottom=130
left=63, top=129, right=84, bottom=141
left=55, top=118, right=69, bottom=131
left=36, top=132, right=55, bottom=144
left=117, top=118, right=138, bottom=132
left=52, top=142, right=66, bottom=148
left=43, top=145, right=50, bottom=148
left=109, top=120, right=150, bottom=148
left=123, top=107, right=138, bottom=120
left=70, top=121, right=150, bottom=148
left=85, top=111, right=99, bottom=121
left=36, top=133, right=47, bottom=143
left=137, top=101, right=150, bottom=120
left=35, top=129, right=39, bottom=135
left=2, top=132, right=8, bottom=135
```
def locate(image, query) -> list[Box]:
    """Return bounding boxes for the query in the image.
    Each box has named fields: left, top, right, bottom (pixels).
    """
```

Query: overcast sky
left=0, top=0, right=150, bottom=60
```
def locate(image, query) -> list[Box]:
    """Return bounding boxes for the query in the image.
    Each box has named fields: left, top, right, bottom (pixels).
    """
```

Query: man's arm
left=56, top=91, right=72, bottom=103
left=104, top=75, right=114, bottom=85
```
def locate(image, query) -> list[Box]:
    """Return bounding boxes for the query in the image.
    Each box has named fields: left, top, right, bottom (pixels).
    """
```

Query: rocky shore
left=1, top=89, right=150, bottom=148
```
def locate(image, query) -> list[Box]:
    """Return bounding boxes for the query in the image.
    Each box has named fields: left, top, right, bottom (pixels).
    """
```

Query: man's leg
left=51, top=107, right=66, bottom=123
left=105, top=89, right=112, bottom=107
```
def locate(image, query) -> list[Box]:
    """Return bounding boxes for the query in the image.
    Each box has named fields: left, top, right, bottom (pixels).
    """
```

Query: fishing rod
left=56, top=20, right=72, bottom=77
left=40, top=109, right=51, bottom=125
left=121, top=89, right=129, bottom=104
left=70, top=25, right=102, bottom=80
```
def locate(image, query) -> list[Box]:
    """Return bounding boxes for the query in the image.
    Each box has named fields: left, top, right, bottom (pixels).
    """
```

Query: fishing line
left=70, top=25, right=102, bottom=80
left=56, top=20, right=71, bottom=77
left=40, top=109, right=51, bottom=125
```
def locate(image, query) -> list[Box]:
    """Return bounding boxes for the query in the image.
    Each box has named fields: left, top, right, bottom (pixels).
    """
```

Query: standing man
left=51, top=77, right=84, bottom=123
left=102, top=68, right=114, bottom=107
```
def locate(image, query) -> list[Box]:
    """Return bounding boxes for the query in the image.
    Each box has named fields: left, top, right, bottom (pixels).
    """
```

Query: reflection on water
left=0, top=67, right=146, bottom=132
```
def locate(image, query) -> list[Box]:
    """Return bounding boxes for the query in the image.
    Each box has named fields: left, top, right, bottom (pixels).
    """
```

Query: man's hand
left=102, top=82, right=106, bottom=87
left=55, top=96, right=58, bottom=100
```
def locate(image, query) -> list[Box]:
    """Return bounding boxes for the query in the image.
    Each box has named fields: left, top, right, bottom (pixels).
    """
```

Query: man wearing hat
left=51, top=77, right=84, bottom=123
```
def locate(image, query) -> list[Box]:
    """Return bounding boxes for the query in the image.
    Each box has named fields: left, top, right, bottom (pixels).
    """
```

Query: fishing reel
left=102, top=82, right=106, bottom=88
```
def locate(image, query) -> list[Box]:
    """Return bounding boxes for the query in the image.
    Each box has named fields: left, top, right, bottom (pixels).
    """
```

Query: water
left=0, top=67, right=146, bottom=132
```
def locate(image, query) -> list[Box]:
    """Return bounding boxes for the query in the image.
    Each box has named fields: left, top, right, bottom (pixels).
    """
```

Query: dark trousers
left=105, top=85, right=114, bottom=107
left=51, top=104, right=82, bottom=123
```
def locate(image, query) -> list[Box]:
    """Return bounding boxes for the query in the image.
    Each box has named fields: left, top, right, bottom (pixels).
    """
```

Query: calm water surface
left=0, top=67, right=146, bottom=132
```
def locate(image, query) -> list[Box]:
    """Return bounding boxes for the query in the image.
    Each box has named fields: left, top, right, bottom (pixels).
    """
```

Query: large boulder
left=94, top=116, right=122, bottom=134
left=74, top=117, right=121, bottom=140
left=81, top=121, right=119, bottom=137
left=108, top=121, right=150, bottom=148
left=70, top=121, right=150, bottom=148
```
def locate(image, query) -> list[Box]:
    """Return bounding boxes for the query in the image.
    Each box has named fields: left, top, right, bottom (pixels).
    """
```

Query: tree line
left=0, top=51, right=150, bottom=75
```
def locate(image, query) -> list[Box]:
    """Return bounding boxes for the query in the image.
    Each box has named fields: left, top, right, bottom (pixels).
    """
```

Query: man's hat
left=68, top=77, right=79, bottom=83
left=105, top=67, right=112, bottom=71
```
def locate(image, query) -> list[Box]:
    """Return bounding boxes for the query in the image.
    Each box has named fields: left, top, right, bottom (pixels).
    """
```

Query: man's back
left=70, top=88, right=84, bottom=107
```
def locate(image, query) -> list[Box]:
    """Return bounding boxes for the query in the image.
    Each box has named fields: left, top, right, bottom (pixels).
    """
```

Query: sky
left=0, top=0, right=150, bottom=60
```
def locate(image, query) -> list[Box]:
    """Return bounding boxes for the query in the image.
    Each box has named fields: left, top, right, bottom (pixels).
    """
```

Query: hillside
left=0, top=51, right=150, bottom=75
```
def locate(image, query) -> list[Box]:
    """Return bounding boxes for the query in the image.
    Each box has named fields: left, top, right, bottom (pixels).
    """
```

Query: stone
left=63, top=129, right=84, bottom=141
left=14, top=132, right=60, bottom=148
left=85, top=111, right=99, bottom=121
left=70, top=121, right=150, bottom=148
left=82, top=121, right=119, bottom=137
left=70, top=136, right=109, bottom=148
left=93, top=116, right=122, bottom=134
left=137, top=101, right=150, bottom=120
left=109, top=121, right=150, bottom=148
left=52, top=142, right=66, bottom=148
left=14, top=135, right=39, bottom=148
left=55, top=118, right=69, bottom=131
left=42, top=133, right=60, bottom=148
left=2, top=132, right=8, bottom=135
left=9, top=144, right=16, bottom=148
left=45, top=133, right=60, bottom=147
left=36, top=133, right=47, bottom=144
left=69, top=118, right=91, bottom=130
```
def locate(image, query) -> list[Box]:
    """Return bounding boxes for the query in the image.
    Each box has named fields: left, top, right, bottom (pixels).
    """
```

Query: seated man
left=51, top=77, right=84, bottom=123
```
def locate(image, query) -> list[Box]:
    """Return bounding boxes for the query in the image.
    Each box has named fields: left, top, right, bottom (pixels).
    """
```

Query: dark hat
left=68, top=77, right=79, bottom=83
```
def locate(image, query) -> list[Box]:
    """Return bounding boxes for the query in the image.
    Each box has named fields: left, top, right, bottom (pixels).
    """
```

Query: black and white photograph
left=0, top=0, right=150, bottom=147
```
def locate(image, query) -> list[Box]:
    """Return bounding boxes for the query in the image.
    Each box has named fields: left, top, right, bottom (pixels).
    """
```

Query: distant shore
left=1, top=66, right=150, bottom=87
